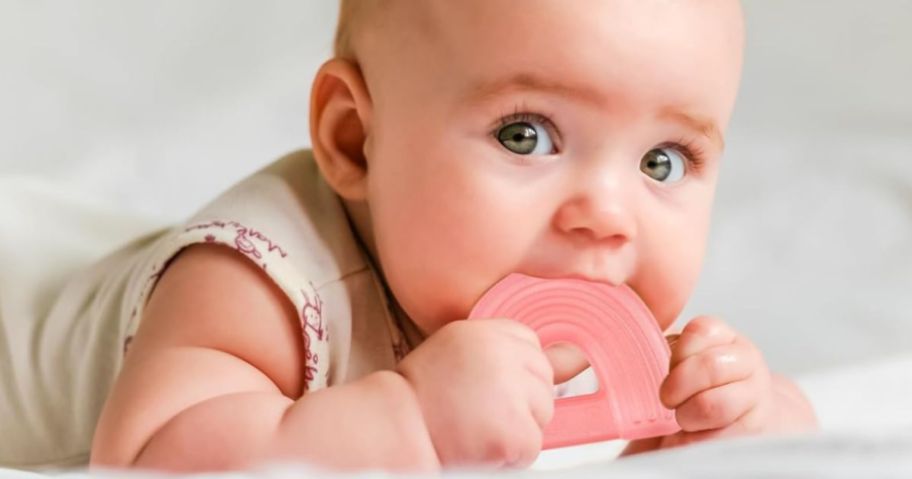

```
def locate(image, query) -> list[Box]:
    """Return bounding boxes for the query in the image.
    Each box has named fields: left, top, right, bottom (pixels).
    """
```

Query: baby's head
left=311, top=0, right=744, bottom=335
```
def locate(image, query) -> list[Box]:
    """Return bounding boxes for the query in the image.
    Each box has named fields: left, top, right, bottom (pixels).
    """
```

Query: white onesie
left=0, top=150, right=422, bottom=468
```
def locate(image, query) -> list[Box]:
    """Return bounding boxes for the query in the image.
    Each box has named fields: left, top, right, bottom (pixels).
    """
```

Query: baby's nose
left=552, top=171, right=637, bottom=247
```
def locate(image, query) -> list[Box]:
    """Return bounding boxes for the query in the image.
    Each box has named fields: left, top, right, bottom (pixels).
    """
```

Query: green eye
left=641, top=148, right=686, bottom=182
left=496, top=120, right=554, bottom=155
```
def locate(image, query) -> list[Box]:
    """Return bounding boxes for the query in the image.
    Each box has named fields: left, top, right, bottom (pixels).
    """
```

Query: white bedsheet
left=4, top=435, right=911, bottom=478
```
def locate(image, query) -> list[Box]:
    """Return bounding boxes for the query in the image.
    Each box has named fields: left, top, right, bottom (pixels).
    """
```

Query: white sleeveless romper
left=0, top=150, right=421, bottom=468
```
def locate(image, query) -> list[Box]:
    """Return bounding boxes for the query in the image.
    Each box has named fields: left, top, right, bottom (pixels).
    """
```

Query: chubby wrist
left=770, top=374, right=818, bottom=432
left=360, top=370, right=441, bottom=470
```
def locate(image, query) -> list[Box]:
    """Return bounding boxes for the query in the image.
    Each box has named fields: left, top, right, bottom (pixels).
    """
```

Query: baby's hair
left=334, top=0, right=356, bottom=59
left=335, top=0, right=381, bottom=60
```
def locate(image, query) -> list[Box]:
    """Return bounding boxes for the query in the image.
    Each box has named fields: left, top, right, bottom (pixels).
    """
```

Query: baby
left=1, top=0, right=817, bottom=472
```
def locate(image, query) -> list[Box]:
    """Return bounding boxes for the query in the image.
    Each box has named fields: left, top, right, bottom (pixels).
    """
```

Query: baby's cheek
left=632, top=232, right=707, bottom=331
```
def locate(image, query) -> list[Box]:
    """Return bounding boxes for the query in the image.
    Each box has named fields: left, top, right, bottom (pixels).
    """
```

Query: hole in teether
left=546, top=342, right=599, bottom=398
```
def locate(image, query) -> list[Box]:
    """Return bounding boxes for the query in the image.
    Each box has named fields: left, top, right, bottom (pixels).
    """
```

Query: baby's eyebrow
left=659, top=107, right=726, bottom=151
left=465, top=72, right=608, bottom=108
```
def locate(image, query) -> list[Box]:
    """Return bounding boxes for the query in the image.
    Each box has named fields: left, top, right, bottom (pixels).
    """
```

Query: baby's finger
left=523, top=346, right=556, bottom=387
left=675, top=380, right=758, bottom=432
left=526, top=370, right=556, bottom=429
left=485, top=318, right=542, bottom=347
left=670, top=316, right=737, bottom=368
left=545, top=343, right=590, bottom=385
left=661, top=343, right=756, bottom=408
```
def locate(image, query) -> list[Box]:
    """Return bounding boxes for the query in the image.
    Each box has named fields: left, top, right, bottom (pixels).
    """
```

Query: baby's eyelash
left=664, top=137, right=707, bottom=173
left=496, top=109, right=554, bottom=129
left=492, top=105, right=561, bottom=144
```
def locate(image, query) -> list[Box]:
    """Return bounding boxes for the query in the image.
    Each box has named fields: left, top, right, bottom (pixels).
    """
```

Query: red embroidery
left=139, top=264, right=165, bottom=303
left=301, top=284, right=327, bottom=386
left=234, top=230, right=261, bottom=259
left=187, top=220, right=289, bottom=260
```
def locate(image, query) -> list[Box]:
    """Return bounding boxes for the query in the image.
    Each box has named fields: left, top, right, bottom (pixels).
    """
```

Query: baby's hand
left=396, top=319, right=554, bottom=468
left=641, top=316, right=775, bottom=450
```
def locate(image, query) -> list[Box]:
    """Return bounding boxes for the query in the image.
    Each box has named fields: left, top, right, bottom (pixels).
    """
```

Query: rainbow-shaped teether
left=468, top=273, right=680, bottom=449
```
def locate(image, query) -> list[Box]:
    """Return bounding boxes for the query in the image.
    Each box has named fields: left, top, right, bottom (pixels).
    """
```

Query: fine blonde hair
left=334, top=0, right=362, bottom=60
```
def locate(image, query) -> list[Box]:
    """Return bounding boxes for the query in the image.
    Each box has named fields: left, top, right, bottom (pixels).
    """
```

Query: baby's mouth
left=523, top=261, right=632, bottom=287
left=542, top=271, right=625, bottom=287
left=522, top=247, right=636, bottom=287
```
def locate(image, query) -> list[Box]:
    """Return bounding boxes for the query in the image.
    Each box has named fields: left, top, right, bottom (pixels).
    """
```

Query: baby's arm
left=90, top=245, right=438, bottom=472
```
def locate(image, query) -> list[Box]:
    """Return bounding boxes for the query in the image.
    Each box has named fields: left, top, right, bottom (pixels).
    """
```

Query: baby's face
left=354, top=0, right=743, bottom=334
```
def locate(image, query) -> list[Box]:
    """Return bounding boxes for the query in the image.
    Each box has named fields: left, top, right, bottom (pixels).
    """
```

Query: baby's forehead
left=353, top=0, right=743, bottom=128
left=362, top=0, right=742, bottom=67
left=378, top=0, right=741, bottom=37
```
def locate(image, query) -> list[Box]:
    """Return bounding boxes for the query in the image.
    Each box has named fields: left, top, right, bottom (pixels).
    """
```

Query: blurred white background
left=1, top=1, right=910, bottom=375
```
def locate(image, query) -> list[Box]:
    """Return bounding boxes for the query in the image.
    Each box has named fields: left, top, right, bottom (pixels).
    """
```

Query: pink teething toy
left=468, top=273, right=680, bottom=449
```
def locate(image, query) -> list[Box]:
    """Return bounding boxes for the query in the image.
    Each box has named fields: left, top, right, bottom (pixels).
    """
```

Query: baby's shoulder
left=136, top=243, right=307, bottom=397
left=120, top=149, right=361, bottom=394
left=91, top=243, right=308, bottom=465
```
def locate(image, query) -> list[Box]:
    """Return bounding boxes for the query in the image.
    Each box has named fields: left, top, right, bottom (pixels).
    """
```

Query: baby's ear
left=310, top=58, right=373, bottom=201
